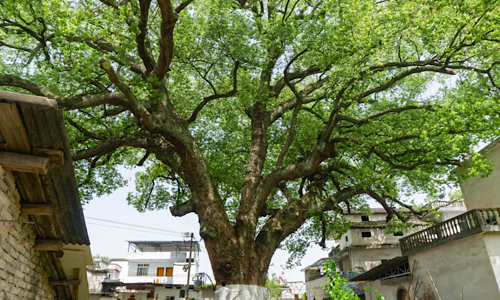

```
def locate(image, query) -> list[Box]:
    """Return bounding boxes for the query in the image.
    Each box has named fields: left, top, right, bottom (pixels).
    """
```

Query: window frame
left=361, top=231, right=372, bottom=238
left=137, top=264, right=149, bottom=276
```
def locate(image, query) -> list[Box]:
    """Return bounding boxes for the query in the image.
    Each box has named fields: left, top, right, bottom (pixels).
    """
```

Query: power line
left=85, top=216, right=190, bottom=235
left=86, top=222, right=187, bottom=237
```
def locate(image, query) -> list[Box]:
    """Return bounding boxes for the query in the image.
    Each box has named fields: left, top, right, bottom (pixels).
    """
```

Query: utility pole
left=185, top=233, right=194, bottom=299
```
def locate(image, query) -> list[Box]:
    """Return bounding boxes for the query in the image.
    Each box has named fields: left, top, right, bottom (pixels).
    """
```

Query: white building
left=303, top=204, right=466, bottom=300
left=355, top=140, right=500, bottom=300
left=87, top=240, right=201, bottom=300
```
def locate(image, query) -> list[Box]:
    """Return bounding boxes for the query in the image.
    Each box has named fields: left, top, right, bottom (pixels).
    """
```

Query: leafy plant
left=323, top=260, right=358, bottom=300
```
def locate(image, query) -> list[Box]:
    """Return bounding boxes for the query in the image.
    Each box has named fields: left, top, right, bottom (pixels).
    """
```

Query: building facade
left=355, top=140, right=500, bottom=300
left=0, top=91, right=93, bottom=300
left=87, top=241, right=201, bottom=300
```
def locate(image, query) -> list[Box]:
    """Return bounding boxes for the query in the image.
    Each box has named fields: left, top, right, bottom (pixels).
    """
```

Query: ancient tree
left=1, top=0, right=500, bottom=287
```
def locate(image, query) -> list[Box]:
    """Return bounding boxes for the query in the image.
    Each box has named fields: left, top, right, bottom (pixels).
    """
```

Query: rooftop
left=128, top=240, right=201, bottom=252
left=350, top=256, right=409, bottom=282
left=343, top=208, right=388, bottom=215
left=349, top=220, right=428, bottom=229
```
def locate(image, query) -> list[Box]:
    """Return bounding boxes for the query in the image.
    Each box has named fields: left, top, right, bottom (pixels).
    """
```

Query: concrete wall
left=0, top=165, right=57, bottom=299
left=344, top=213, right=388, bottom=222
left=460, top=142, right=500, bottom=210
left=340, top=227, right=426, bottom=251
left=483, top=233, right=500, bottom=293
left=123, top=260, right=199, bottom=284
left=408, top=233, right=500, bottom=300
left=153, top=286, right=182, bottom=299
left=305, top=276, right=329, bottom=300
left=351, top=248, right=402, bottom=273
left=364, top=280, right=408, bottom=300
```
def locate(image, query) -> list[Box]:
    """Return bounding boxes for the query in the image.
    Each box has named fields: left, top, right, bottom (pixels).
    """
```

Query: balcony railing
left=400, top=208, right=500, bottom=256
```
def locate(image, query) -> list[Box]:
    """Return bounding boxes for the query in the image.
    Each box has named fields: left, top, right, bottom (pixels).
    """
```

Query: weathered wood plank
left=72, top=268, right=80, bottom=300
left=0, top=103, right=31, bottom=154
left=0, top=151, right=49, bottom=174
left=33, top=148, right=64, bottom=164
left=34, top=239, right=63, bottom=251
left=49, top=279, right=81, bottom=286
left=20, top=204, right=53, bottom=215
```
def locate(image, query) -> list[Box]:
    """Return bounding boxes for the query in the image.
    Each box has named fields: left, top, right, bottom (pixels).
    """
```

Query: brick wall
left=0, top=165, right=57, bottom=300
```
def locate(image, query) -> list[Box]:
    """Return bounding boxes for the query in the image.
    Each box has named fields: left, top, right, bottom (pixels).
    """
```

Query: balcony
left=400, top=208, right=500, bottom=256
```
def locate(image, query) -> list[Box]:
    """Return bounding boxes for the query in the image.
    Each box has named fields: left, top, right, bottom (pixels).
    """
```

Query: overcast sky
left=82, top=167, right=336, bottom=283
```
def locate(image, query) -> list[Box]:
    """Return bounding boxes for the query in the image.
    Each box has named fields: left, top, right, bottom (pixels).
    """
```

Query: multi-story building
left=354, top=139, right=500, bottom=300
left=303, top=204, right=466, bottom=300
left=87, top=240, right=201, bottom=300
left=334, top=209, right=429, bottom=274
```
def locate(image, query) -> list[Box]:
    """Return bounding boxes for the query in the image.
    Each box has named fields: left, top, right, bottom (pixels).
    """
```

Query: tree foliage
left=1, top=0, right=500, bottom=284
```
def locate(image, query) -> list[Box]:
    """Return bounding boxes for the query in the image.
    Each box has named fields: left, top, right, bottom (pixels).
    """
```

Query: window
left=361, top=215, right=369, bottom=221
left=186, top=258, right=194, bottom=263
left=345, top=236, right=348, bottom=242
left=137, top=264, right=149, bottom=276
left=165, top=267, right=173, bottom=277
left=157, top=267, right=165, bottom=276
left=361, top=232, right=372, bottom=237
left=394, top=232, right=403, bottom=236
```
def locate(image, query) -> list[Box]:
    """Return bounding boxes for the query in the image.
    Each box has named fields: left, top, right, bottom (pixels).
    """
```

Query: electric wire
left=85, top=216, right=190, bottom=235
left=86, top=222, right=187, bottom=237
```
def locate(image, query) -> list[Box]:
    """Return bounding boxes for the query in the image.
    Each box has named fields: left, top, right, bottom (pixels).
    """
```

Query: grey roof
left=349, top=220, right=428, bottom=229
left=350, top=256, right=408, bottom=281
left=344, top=208, right=388, bottom=215
left=301, top=257, right=330, bottom=271
left=128, top=240, right=201, bottom=252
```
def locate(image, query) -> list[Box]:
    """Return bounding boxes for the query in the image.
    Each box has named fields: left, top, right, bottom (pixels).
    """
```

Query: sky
left=82, top=167, right=336, bottom=283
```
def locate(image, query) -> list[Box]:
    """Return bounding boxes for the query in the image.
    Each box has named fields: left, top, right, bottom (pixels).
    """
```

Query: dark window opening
left=345, top=236, right=348, bottom=242
left=361, top=215, right=369, bottom=221
left=186, top=258, right=194, bottom=263
left=361, top=232, right=372, bottom=237
left=394, top=232, right=404, bottom=236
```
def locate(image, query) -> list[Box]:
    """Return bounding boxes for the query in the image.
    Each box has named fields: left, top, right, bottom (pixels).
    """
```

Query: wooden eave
left=0, top=93, right=90, bottom=300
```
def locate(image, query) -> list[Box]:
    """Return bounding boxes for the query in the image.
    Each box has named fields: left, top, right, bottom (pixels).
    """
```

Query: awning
left=350, top=256, right=409, bottom=281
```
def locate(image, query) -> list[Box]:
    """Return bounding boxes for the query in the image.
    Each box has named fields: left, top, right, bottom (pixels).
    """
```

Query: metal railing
left=400, top=208, right=500, bottom=256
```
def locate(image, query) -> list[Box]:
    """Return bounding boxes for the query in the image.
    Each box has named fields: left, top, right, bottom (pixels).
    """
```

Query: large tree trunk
left=202, top=229, right=275, bottom=286
left=204, top=237, right=275, bottom=299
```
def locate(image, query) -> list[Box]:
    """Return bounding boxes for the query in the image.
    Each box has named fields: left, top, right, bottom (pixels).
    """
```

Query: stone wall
left=0, top=165, right=57, bottom=300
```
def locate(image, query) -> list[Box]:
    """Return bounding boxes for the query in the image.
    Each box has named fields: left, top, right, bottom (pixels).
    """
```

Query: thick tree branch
left=339, top=105, right=434, bottom=125
left=355, top=66, right=457, bottom=101
left=188, top=61, right=240, bottom=123
left=273, top=66, right=322, bottom=97
left=154, top=0, right=178, bottom=80
left=269, top=77, right=329, bottom=124
left=169, top=198, right=195, bottom=216
left=174, top=0, right=194, bottom=13
left=136, top=0, right=155, bottom=72
left=67, top=119, right=105, bottom=140
left=276, top=49, right=308, bottom=167
left=100, top=59, right=159, bottom=129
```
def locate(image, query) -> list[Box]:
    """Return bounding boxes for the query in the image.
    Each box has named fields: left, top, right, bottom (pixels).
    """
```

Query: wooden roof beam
left=20, top=204, right=53, bottom=215
left=34, top=239, right=63, bottom=251
left=0, top=151, right=49, bottom=174
left=49, top=279, right=81, bottom=286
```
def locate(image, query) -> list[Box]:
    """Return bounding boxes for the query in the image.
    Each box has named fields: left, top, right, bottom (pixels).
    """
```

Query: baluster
left=482, top=210, right=489, bottom=225
left=444, top=222, right=450, bottom=237
left=474, top=210, right=484, bottom=227
left=494, top=209, right=500, bottom=225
